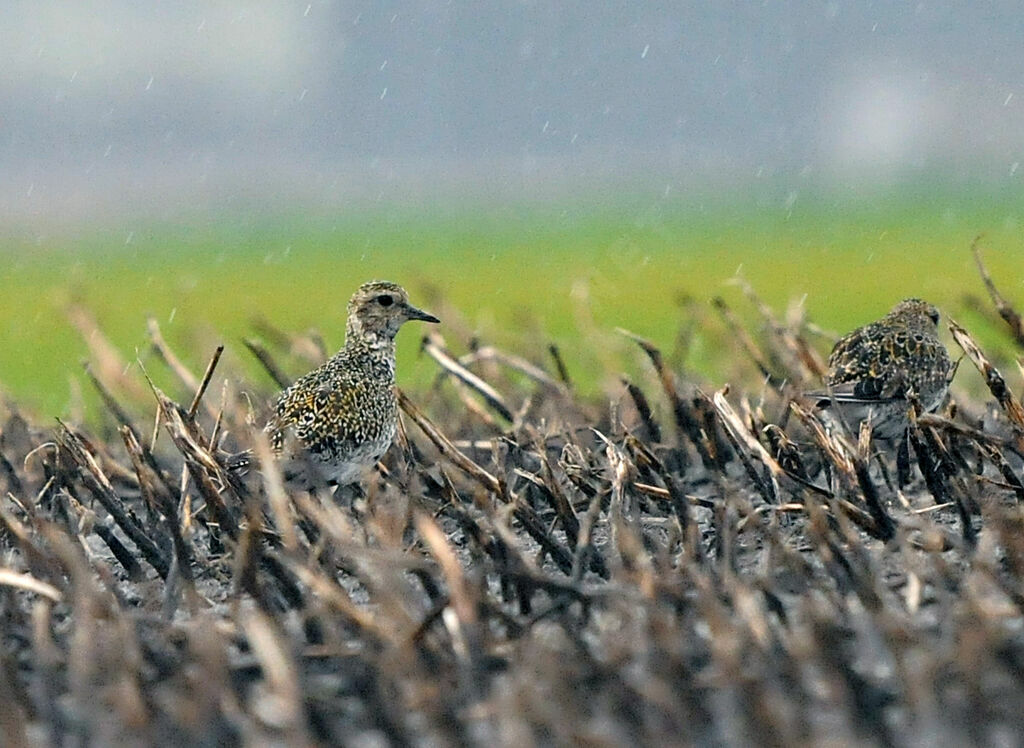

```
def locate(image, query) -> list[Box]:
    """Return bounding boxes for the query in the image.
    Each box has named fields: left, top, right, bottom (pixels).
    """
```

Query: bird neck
left=339, top=327, right=398, bottom=384
left=344, top=328, right=396, bottom=353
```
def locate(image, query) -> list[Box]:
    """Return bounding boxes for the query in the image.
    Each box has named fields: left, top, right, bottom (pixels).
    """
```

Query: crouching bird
left=809, top=298, right=954, bottom=440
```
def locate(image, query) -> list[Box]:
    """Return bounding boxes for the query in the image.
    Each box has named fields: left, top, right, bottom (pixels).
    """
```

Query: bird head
left=887, top=298, right=940, bottom=329
left=346, top=281, right=440, bottom=341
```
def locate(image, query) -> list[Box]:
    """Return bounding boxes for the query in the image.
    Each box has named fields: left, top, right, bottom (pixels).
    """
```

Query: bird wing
left=266, top=372, right=369, bottom=456
left=821, top=320, right=922, bottom=402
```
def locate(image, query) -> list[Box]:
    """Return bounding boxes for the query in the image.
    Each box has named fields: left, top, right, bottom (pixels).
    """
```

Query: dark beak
left=404, top=303, right=440, bottom=324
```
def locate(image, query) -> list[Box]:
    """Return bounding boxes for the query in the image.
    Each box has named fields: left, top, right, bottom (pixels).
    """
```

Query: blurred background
left=2, top=1, right=1022, bottom=415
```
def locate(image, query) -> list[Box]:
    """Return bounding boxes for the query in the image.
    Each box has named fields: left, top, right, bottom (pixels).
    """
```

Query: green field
left=2, top=190, right=1022, bottom=418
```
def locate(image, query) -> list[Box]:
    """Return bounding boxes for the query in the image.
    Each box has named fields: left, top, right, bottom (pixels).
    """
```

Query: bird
left=263, top=280, right=439, bottom=488
left=809, top=298, right=954, bottom=440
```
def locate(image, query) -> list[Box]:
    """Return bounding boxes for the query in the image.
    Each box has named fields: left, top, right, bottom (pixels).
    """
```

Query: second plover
left=811, top=298, right=953, bottom=439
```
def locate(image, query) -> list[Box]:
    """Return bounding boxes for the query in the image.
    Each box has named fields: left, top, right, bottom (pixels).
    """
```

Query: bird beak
left=403, top=303, right=440, bottom=324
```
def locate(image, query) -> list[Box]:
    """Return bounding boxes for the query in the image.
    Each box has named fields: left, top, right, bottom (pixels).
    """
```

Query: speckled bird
left=265, top=281, right=439, bottom=487
left=810, top=298, right=953, bottom=439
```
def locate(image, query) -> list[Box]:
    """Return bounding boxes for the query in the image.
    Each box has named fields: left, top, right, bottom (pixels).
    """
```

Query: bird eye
left=376, top=294, right=394, bottom=307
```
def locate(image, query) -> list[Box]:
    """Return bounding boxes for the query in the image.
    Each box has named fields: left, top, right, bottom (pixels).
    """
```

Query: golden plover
left=811, top=298, right=953, bottom=439
left=265, top=281, right=439, bottom=486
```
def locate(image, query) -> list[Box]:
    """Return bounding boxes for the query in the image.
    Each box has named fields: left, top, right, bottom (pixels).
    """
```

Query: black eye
left=929, top=310, right=939, bottom=325
left=376, top=294, right=394, bottom=307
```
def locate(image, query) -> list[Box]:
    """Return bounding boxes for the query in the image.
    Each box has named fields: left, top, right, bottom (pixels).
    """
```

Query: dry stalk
left=422, top=332, right=514, bottom=422
left=949, top=318, right=1024, bottom=455
left=397, top=388, right=503, bottom=497
left=971, top=236, right=1024, bottom=346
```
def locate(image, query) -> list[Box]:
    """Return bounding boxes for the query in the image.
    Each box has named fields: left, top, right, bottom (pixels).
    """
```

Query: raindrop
left=641, top=44, right=649, bottom=59
left=380, top=87, right=388, bottom=100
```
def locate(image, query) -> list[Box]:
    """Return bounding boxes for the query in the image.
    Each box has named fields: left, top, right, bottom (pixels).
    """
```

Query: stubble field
left=2, top=197, right=1024, bottom=745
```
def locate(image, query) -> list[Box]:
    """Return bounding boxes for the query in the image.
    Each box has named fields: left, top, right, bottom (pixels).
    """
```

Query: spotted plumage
left=811, top=298, right=953, bottom=439
left=265, top=281, right=439, bottom=486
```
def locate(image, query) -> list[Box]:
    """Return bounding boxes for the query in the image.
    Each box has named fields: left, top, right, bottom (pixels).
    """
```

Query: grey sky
left=2, top=1, right=1022, bottom=223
